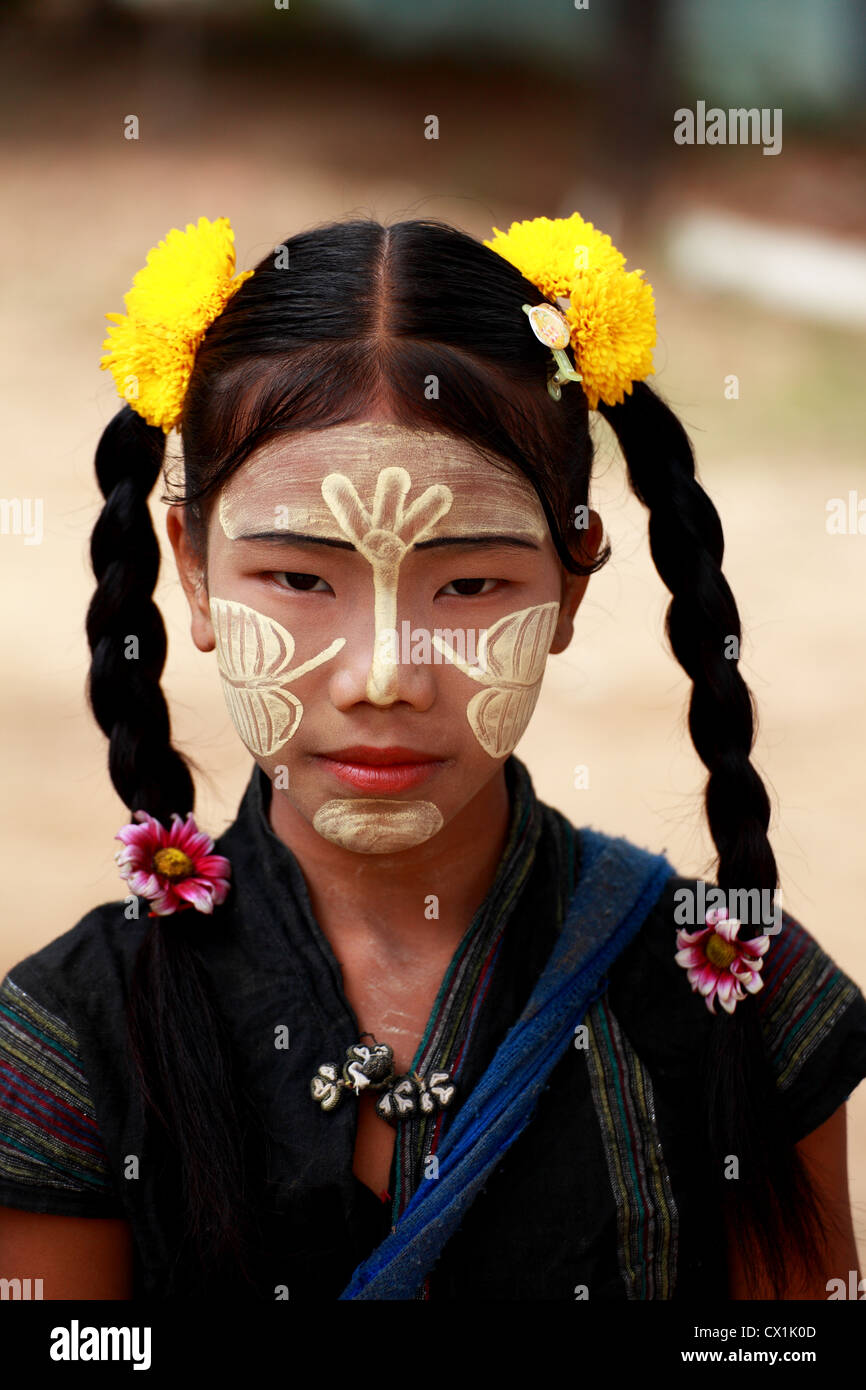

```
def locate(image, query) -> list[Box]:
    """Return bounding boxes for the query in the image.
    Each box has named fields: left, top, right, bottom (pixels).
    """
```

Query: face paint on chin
left=311, top=798, right=444, bottom=853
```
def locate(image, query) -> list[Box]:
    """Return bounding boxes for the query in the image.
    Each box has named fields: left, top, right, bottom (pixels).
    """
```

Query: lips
left=321, top=745, right=441, bottom=766
left=316, top=745, right=446, bottom=792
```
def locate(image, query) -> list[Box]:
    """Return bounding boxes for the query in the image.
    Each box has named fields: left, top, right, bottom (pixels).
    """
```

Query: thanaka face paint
left=209, top=596, right=345, bottom=756
left=312, top=797, right=444, bottom=853
left=314, top=464, right=558, bottom=757
left=217, top=423, right=549, bottom=547
left=320, top=465, right=454, bottom=703
left=217, top=420, right=553, bottom=731
left=212, top=422, right=562, bottom=854
left=432, top=600, right=560, bottom=757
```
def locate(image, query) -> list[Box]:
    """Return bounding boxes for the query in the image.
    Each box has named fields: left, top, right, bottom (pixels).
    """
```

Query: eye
left=271, top=572, right=332, bottom=594
left=438, top=577, right=500, bottom=597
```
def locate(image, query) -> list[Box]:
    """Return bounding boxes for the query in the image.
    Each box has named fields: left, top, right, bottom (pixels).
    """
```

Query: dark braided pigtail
left=597, top=381, right=831, bottom=1298
left=85, top=404, right=264, bottom=1296
left=86, top=404, right=195, bottom=822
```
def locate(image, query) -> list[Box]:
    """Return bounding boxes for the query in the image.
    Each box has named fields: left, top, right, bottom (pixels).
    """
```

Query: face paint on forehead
left=312, top=798, right=444, bottom=853
left=217, top=422, right=551, bottom=543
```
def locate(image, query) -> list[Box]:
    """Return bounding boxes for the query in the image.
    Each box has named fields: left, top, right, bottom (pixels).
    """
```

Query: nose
left=326, top=585, right=438, bottom=711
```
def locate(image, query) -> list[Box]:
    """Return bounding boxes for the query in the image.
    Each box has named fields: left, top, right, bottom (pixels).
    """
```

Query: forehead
left=217, top=421, right=549, bottom=541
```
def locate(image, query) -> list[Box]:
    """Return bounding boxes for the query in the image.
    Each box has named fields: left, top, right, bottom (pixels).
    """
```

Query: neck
left=267, top=769, right=512, bottom=962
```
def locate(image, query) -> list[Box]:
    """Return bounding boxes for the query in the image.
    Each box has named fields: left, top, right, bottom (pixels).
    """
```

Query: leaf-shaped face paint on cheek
left=209, top=597, right=346, bottom=757
left=431, top=601, right=560, bottom=757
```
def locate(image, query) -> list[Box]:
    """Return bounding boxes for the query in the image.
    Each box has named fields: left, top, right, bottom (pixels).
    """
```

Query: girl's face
left=170, top=418, right=600, bottom=855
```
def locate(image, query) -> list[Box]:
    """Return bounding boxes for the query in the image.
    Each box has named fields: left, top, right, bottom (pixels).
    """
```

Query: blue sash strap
left=339, top=828, right=675, bottom=1299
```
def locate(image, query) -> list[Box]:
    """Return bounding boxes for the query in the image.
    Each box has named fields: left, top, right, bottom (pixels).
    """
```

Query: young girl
left=1, top=212, right=864, bottom=1302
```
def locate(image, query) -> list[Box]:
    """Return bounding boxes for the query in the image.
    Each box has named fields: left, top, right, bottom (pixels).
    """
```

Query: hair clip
left=522, top=302, right=583, bottom=400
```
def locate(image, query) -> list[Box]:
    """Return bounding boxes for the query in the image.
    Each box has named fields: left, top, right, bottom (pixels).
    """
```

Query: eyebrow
left=233, top=530, right=542, bottom=552
left=234, top=530, right=354, bottom=549
left=416, top=534, right=542, bottom=552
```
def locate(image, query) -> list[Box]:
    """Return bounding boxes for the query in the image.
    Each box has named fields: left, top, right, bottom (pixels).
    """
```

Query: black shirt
left=2, top=754, right=865, bottom=1300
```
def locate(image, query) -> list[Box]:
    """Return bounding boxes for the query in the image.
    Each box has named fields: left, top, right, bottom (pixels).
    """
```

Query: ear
left=548, top=509, right=602, bottom=656
left=165, top=506, right=214, bottom=654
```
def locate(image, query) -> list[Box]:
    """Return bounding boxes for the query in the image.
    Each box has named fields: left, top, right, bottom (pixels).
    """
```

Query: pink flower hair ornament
left=114, top=810, right=231, bottom=917
left=675, top=907, right=770, bottom=1015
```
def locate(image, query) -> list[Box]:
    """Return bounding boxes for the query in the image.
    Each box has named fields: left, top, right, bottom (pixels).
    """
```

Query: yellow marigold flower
left=565, top=266, right=656, bottom=409
left=483, top=212, right=656, bottom=408
left=484, top=213, right=625, bottom=298
left=100, top=216, right=253, bottom=432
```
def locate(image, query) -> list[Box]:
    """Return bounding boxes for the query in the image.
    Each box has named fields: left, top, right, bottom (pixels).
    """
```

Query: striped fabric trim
left=391, top=757, right=548, bottom=1229
left=0, top=973, right=113, bottom=1194
left=400, top=767, right=579, bottom=1299
left=758, top=911, right=861, bottom=1092
left=584, top=994, right=679, bottom=1299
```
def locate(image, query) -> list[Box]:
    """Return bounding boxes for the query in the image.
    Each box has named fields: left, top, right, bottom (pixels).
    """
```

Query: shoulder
left=0, top=899, right=152, bottom=1124
left=1, top=889, right=238, bottom=1074
left=752, top=904, right=866, bottom=1136
left=604, top=872, right=866, bottom=1139
left=0, top=904, right=144, bottom=1217
left=603, top=873, right=718, bottom=1081
left=2, top=900, right=151, bottom=1025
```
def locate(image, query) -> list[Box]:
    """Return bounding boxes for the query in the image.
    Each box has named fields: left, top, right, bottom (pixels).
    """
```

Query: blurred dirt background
left=1, top=0, right=865, bottom=1269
